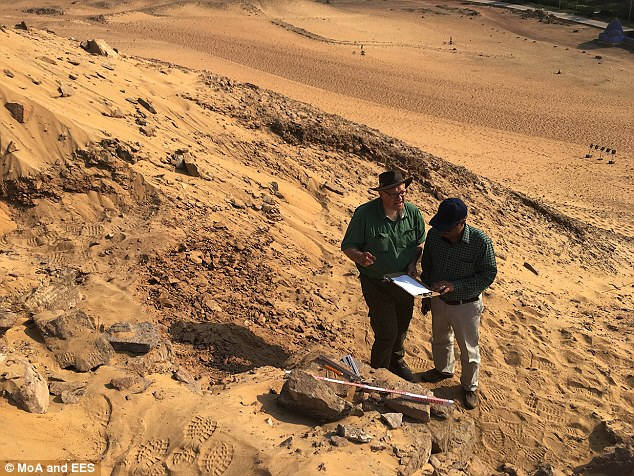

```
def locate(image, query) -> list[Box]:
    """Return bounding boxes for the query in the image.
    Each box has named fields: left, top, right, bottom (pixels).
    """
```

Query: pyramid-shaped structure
left=598, top=18, right=626, bottom=45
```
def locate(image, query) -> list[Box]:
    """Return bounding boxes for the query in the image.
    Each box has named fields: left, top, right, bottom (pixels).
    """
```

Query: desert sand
left=0, top=0, right=632, bottom=474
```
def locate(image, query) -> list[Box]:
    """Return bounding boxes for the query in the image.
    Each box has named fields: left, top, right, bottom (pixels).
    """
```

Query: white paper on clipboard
left=389, top=274, right=434, bottom=297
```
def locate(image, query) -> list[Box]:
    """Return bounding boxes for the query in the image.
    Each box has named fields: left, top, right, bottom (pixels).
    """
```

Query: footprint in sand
left=184, top=415, right=218, bottom=447
left=130, top=461, right=168, bottom=476
left=197, top=439, right=234, bottom=476
left=166, top=447, right=198, bottom=473
left=129, top=439, right=169, bottom=470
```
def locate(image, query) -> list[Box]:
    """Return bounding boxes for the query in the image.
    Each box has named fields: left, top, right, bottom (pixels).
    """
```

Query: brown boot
left=464, top=389, right=478, bottom=410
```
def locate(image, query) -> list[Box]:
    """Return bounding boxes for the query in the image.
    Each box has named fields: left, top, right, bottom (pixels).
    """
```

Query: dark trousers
left=359, top=274, right=414, bottom=369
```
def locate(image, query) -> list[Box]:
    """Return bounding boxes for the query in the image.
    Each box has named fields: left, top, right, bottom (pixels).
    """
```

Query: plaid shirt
left=421, top=224, right=497, bottom=301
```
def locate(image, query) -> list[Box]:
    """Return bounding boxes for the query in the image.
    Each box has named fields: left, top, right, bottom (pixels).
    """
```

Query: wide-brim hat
left=429, top=198, right=468, bottom=232
left=370, top=170, right=413, bottom=192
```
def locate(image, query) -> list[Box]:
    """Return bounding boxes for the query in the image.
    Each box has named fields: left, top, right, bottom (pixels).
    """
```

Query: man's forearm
left=343, top=247, right=361, bottom=264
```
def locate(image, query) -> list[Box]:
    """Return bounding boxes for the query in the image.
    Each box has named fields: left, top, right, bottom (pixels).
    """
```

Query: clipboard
left=384, top=273, right=439, bottom=298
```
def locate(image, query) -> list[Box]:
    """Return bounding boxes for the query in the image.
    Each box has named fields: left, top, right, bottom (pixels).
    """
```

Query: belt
left=442, top=296, right=480, bottom=305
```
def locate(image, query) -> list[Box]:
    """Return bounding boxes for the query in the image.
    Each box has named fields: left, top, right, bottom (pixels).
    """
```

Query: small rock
left=137, top=98, right=157, bottom=114
left=523, top=262, right=539, bottom=275
left=278, top=369, right=354, bottom=422
left=80, top=39, right=118, bottom=57
left=230, top=198, right=246, bottom=209
left=173, top=367, right=196, bottom=385
left=5, top=102, right=30, bottom=124
left=4, top=69, right=14, bottom=78
left=370, top=443, right=386, bottom=452
left=280, top=436, right=293, bottom=448
left=110, top=375, right=152, bottom=393
left=15, top=21, right=29, bottom=30
left=69, top=73, right=78, bottom=80
left=0, top=311, right=18, bottom=334
left=105, top=321, right=160, bottom=354
left=336, top=424, right=372, bottom=443
left=0, top=357, right=49, bottom=413
left=499, top=462, right=520, bottom=476
left=330, top=435, right=348, bottom=447
left=140, top=125, right=156, bottom=137
left=48, top=380, right=87, bottom=396
left=381, top=412, right=403, bottom=429
left=533, top=464, right=555, bottom=476
left=58, top=83, right=74, bottom=97
left=103, top=108, right=125, bottom=119
left=322, top=182, right=345, bottom=195
left=183, top=158, right=201, bottom=177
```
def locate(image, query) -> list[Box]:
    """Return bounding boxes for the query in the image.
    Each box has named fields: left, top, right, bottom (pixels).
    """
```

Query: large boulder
left=278, top=369, right=354, bottom=422
left=80, top=39, right=118, bottom=57
left=0, top=356, right=49, bottom=413
left=34, top=309, right=113, bottom=372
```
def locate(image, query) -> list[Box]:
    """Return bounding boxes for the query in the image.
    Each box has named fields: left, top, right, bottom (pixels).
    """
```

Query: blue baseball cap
left=429, top=198, right=468, bottom=232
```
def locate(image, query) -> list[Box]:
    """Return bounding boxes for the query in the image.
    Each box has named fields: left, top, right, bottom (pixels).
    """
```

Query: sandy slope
left=2, top=0, right=631, bottom=238
left=0, top=3, right=633, bottom=475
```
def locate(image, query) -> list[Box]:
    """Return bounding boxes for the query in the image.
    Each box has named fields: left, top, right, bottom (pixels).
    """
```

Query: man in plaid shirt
left=420, top=198, right=497, bottom=409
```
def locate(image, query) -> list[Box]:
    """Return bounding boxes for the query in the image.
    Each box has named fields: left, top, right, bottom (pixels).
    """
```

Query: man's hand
left=407, top=261, right=417, bottom=277
left=356, top=251, right=376, bottom=267
left=421, top=298, right=431, bottom=315
left=432, top=281, right=455, bottom=295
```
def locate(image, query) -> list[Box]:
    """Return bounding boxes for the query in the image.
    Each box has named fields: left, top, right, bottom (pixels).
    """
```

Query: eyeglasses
left=382, top=189, right=407, bottom=198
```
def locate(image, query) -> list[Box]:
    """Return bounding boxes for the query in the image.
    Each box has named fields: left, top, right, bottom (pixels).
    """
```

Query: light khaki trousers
left=430, top=296, right=483, bottom=392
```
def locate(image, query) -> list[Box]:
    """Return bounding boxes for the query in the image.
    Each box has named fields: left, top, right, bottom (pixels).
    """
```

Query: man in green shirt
left=341, top=170, right=426, bottom=382
left=419, top=198, right=497, bottom=409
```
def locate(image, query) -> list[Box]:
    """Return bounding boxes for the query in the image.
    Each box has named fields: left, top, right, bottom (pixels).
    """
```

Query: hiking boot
left=389, top=359, right=414, bottom=382
left=420, top=368, right=453, bottom=384
left=464, top=389, right=478, bottom=410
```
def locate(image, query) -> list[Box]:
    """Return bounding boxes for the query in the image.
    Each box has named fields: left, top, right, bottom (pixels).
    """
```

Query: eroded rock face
left=278, top=369, right=353, bottom=422
left=80, top=39, right=118, bottom=57
left=34, top=310, right=113, bottom=372
left=0, top=356, right=49, bottom=413
left=427, top=416, right=477, bottom=464
left=398, top=427, right=432, bottom=476
left=105, top=322, right=160, bottom=354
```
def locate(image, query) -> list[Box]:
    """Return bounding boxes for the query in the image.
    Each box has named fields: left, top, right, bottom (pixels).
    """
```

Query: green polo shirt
left=341, top=199, right=426, bottom=279
left=420, top=224, right=497, bottom=301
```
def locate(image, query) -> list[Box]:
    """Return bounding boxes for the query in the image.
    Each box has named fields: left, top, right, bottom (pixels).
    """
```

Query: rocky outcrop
left=0, top=356, right=49, bottom=413
left=34, top=310, right=113, bottom=372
